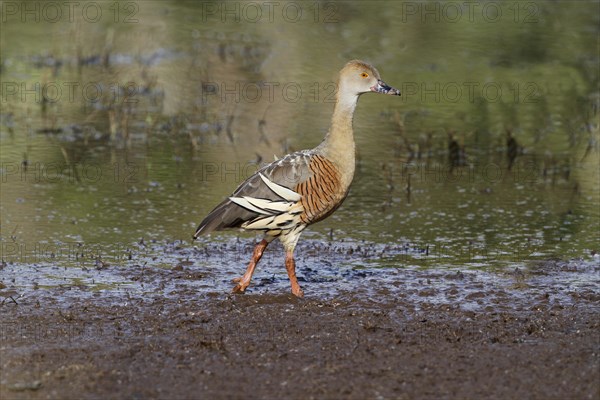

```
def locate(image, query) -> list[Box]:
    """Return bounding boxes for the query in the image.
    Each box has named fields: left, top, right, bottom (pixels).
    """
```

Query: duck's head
left=338, top=60, right=401, bottom=97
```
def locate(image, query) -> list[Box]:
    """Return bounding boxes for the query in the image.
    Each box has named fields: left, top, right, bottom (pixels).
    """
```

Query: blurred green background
left=1, top=1, right=598, bottom=269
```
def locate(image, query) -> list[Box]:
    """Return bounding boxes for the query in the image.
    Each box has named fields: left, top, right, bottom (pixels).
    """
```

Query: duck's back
left=194, top=148, right=350, bottom=236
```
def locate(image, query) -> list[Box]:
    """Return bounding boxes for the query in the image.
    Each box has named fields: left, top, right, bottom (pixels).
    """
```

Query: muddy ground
left=1, top=254, right=599, bottom=400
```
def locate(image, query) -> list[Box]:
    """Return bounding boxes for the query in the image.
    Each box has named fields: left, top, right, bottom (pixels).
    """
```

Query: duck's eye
left=361, top=72, right=369, bottom=78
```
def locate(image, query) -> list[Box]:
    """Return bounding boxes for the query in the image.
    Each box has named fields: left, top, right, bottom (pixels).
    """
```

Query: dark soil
left=1, top=260, right=599, bottom=400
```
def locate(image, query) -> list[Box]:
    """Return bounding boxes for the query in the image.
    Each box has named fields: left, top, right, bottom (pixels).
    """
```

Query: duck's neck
left=317, top=92, right=358, bottom=166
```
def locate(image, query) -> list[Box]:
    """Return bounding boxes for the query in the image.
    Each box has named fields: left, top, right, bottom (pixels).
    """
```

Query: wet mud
left=1, top=241, right=599, bottom=399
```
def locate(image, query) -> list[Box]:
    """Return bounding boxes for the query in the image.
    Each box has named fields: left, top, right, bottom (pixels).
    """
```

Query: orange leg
left=285, top=250, right=304, bottom=297
left=232, top=239, right=269, bottom=293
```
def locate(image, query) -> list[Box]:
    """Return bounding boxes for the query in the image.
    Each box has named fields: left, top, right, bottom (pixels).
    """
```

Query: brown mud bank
left=1, top=258, right=599, bottom=400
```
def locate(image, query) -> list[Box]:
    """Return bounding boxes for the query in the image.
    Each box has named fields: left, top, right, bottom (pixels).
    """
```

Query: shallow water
left=1, top=1, right=599, bottom=302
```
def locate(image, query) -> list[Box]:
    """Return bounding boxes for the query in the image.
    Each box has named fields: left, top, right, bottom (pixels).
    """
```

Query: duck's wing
left=193, top=150, right=316, bottom=237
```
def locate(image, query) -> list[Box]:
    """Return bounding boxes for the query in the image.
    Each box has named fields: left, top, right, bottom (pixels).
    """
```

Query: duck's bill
left=371, top=80, right=401, bottom=96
